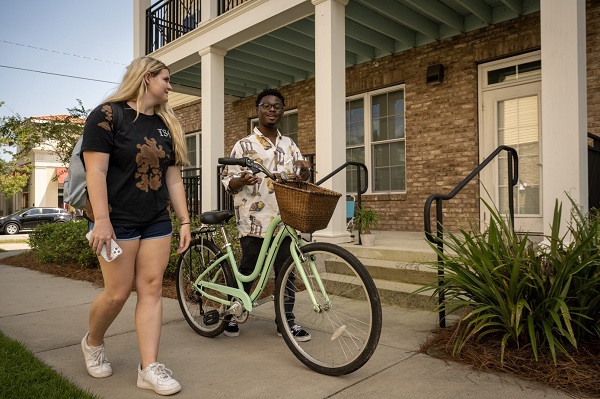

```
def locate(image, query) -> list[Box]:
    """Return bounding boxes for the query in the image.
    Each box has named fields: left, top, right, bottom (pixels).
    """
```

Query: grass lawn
left=0, top=331, right=100, bottom=399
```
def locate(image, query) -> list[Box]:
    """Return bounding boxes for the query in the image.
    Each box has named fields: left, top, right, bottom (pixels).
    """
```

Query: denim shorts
left=89, top=219, right=172, bottom=241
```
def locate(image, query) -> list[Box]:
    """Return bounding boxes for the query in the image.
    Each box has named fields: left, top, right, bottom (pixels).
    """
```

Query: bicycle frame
left=193, top=214, right=330, bottom=314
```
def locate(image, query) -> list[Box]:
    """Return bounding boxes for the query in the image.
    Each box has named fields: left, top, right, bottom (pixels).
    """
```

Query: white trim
left=346, top=83, right=406, bottom=195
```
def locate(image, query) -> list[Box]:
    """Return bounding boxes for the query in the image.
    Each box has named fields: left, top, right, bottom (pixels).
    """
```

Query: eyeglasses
left=258, top=102, right=284, bottom=112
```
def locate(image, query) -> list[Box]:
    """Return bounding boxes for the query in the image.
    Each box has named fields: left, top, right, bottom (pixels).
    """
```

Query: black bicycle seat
left=200, top=210, right=234, bottom=225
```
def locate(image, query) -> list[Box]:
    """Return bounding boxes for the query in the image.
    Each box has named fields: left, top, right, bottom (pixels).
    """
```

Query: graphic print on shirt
left=98, top=104, right=114, bottom=132
left=135, top=137, right=166, bottom=192
left=273, top=147, right=286, bottom=171
left=256, top=135, right=272, bottom=150
left=240, top=139, right=257, bottom=158
left=249, top=215, right=263, bottom=235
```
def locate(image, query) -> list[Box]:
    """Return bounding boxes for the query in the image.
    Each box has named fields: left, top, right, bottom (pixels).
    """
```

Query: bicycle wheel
left=274, top=242, right=382, bottom=375
left=176, top=238, right=235, bottom=337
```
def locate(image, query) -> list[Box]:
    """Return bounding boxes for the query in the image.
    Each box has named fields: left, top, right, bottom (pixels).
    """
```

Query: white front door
left=479, top=53, right=542, bottom=235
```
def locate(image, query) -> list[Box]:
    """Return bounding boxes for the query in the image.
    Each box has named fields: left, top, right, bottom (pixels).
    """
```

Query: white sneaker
left=137, top=362, right=182, bottom=396
left=81, top=332, right=112, bottom=378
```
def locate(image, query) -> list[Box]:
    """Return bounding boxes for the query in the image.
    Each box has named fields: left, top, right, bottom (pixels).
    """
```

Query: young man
left=221, top=88, right=312, bottom=341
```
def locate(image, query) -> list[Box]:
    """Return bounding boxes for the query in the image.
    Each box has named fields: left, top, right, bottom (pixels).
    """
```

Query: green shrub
left=27, top=211, right=242, bottom=278
left=165, top=212, right=241, bottom=279
left=424, top=197, right=600, bottom=364
left=28, top=220, right=98, bottom=268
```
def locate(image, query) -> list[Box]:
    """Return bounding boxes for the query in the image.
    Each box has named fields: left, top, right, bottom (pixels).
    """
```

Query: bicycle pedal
left=203, top=310, right=220, bottom=325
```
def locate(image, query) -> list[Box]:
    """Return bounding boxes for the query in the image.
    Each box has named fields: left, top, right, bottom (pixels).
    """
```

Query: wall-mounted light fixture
left=426, top=63, right=444, bottom=85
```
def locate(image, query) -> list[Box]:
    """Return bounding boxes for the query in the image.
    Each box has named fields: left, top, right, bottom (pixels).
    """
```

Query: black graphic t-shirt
left=81, top=102, right=175, bottom=227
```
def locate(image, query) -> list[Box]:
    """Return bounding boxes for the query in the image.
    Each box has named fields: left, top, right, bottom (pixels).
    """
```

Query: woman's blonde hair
left=104, top=56, right=188, bottom=166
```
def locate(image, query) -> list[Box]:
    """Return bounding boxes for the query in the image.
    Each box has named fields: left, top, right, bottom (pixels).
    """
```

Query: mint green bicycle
left=176, top=157, right=382, bottom=375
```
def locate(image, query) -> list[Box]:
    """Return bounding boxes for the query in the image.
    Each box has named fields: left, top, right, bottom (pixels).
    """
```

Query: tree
left=0, top=100, right=89, bottom=197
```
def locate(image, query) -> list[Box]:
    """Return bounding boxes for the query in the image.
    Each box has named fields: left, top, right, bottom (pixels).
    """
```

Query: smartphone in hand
left=85, top=232, right=123, bottom=262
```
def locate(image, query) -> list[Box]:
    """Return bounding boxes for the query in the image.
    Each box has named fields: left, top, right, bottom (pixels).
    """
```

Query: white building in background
left=0, top=114, right=81, bottom=216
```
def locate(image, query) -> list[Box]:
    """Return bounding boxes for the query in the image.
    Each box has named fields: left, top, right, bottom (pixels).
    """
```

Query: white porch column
left=133, top=0, right=151, bottom=58
left=541, top=0, right=588, bottom=237
left=201, top=0, right=218, bottom=23
left=311, top=0, right=350, bottom=243
left=200, top=46, right=226, bottom=212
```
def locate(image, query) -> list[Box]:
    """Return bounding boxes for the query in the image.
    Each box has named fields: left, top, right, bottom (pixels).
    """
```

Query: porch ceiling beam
left=499, top=0, right=522, bottom=15
left=226, top=50, right=302, bottom=82
left=225, top=58, right=293, bottom=85
left=170, top=83, right=201, bottom=96
left=223, top=75, right=268, bottom=92
left=346, top=36, right=376, bottom=59
left=353, top=0, right=439, bottom=41
left=286, top=18, right=314, bottom=37
left=232, top=47, right=312, bottom=77
left=345, top=51, right=357, bottom=66
left=345, top=2, right=416, bottom=47
left=345, top=19, right=396, bottom=54
left=224, top=87, right=247, bottom=98
left=225, top=65, right=282, bottom=87
left=403, top=0, right=464, bottom=32
left=456, top=0, right=492, bottom=25
left=268, top=29, right=314, bottom=51
left=224, top=81, right=258, bottom=96
left=252, top=36, right=314, bottom=61
left=239, top=42, right=314, bottom=71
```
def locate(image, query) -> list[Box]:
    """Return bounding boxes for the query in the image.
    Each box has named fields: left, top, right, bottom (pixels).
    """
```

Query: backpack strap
left=108, top=102, right=124, bottom=133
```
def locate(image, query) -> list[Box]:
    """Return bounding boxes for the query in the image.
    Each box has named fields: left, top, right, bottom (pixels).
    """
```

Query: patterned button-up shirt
left=221, top=127, right=305, bottom=238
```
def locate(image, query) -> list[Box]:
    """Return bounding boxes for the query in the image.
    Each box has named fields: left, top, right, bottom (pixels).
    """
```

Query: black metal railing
left=424, top=145, right=518, bottom=328
left=218, top=0, right=250, bottom=15
left=146, top=0, right=201, bottom=54
left=316, top=161, right=368, bottom=243
left=216, top=154, right=368, bottom=239
left=182, top=167, right=201, bottom=219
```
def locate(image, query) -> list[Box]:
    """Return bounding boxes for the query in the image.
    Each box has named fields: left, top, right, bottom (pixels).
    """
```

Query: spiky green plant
left=421, top=197, right=600, bottom=364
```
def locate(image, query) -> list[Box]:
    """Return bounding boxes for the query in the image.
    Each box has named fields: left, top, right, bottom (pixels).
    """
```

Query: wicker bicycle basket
left=273, top=180, right=342, bottom=233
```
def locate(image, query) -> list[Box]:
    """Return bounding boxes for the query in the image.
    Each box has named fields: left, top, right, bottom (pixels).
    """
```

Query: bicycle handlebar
left=218, top=157, right=275, bottom=180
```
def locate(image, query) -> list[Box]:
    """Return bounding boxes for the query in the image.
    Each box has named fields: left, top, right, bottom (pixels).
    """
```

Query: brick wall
left=174, top=1, right=600, bottom=233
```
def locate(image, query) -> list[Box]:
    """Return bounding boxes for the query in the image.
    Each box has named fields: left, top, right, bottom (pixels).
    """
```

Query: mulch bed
left=420, top=322, right=600, bottom=398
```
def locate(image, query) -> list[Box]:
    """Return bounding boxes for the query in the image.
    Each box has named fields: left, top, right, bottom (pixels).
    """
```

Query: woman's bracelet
left=180, top=222, right=190, bottom=225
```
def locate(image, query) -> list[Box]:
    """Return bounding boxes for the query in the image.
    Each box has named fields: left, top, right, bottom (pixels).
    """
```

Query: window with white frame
left=346, top=86, right=406, bottom=193
left=251, top=110, right=298, bottom=145
left=184, top=132, right=201, bottom=176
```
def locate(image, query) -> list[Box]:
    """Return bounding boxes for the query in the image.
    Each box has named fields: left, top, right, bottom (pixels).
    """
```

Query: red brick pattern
left=174, top=2, right=599, bottom=232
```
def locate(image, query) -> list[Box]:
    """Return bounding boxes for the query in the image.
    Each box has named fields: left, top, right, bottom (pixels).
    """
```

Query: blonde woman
left=81, top=56, right=190, bottom=396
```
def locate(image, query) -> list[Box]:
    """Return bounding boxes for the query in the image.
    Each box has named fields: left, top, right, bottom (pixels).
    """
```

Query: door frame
left=478, top=51, right=542, bottom=234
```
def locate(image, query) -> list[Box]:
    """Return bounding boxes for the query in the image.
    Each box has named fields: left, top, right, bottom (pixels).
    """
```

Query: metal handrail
left=424, top=145, right=518, bottom=328
left=216, top=157, right=368, bottom=241
left=316, top=161, right=368, bottom=243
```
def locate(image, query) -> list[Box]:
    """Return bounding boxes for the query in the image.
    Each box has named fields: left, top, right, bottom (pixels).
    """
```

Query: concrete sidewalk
left=0, top=252, right=569, bottom=399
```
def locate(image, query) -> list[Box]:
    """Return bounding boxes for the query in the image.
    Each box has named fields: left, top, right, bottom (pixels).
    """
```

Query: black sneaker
left=223, top=320, right=239, bottom=337
left=278, top=324, right=311, bottom=342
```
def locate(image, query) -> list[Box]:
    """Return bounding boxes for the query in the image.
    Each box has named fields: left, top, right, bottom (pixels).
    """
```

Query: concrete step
left=373, top=278, right=437, bottom=311
left=362, top=259, right=438, bottom=286
left=339, top=242, right=437, bottom=263
left=334, top=232, right=440, bottom=310
left=326, top=256, right=438, bottom=286
left=319, top=271, right=437, bottom=311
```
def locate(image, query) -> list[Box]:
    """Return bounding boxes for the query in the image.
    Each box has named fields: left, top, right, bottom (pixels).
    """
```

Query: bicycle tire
left=176, top=238, right=235, bottom=337
left=274, top=242, right=382, bottom=375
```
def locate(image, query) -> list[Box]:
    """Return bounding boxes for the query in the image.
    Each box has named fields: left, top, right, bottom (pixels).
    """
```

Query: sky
left=0, top=1, right=134, bottom=119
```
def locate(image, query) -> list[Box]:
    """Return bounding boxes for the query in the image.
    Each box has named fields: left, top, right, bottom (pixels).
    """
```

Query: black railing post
left=436, top=198, right=445, bottom=328
left=424, top=145, right=518, bottom=328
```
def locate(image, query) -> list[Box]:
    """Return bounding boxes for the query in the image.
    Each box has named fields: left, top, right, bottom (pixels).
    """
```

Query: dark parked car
left=0, top=207, right=72, bottom=235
